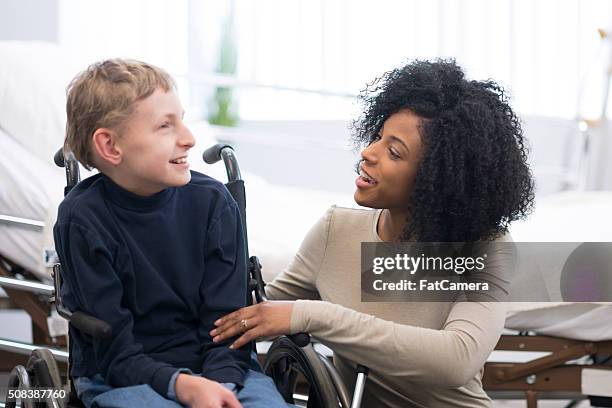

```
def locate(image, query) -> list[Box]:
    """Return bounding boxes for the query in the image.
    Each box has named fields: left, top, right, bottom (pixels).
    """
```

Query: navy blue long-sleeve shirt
left=53, top=171, right=251, bottom=398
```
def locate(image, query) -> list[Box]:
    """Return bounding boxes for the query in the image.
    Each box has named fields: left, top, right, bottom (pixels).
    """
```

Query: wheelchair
left=1, top=144, right=368, bottom=408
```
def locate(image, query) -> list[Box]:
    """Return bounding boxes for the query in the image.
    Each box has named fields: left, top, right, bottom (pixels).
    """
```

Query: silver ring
left=240, top=319, right=248, bottom=330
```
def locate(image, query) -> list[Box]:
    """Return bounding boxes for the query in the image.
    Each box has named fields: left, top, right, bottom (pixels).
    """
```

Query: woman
left=210, top=60, right=534, bottom=407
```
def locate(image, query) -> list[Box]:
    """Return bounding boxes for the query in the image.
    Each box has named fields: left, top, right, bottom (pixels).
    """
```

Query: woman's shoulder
left=325, top=205, right=376, bottom=221
left=323, top=205, right=380, bottom=239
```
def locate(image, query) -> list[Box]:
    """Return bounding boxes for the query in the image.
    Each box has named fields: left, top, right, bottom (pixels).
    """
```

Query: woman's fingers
left=212, top=315, right=259, bottom=343
left=229, top=327, right=261, bottom=349
left=212, top=305, right=256, bottom=334
left=211, top=316, right=243, bottom=337
left=210, top=301, right=293, bottom=346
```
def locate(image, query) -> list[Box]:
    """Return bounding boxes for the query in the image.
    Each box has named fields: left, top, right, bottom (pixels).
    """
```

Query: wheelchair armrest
left=70, top=311, right=112, bottom=339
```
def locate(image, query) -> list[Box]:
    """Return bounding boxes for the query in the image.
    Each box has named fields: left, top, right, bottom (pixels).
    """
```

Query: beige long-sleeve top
left=266, top=206, right=513, bottom=408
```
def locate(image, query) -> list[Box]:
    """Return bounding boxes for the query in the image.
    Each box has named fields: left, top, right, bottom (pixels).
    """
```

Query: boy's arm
left=53, top=221, right=182, bottom=398
left=199, top=198, right=252, bottom=386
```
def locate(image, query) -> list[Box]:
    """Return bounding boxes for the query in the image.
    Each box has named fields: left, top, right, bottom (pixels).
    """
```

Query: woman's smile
left=355, top=166, right=378, bottom=189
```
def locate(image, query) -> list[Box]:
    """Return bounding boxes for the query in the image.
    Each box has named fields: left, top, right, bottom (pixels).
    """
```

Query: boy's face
left=113, top=88, right=195, bottom=196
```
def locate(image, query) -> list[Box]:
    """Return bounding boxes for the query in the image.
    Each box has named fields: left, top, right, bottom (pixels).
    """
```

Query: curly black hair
left=352, top=59, right=535, bottom=242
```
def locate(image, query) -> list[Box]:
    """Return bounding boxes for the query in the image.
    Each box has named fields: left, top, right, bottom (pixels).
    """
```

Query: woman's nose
left=361, top=143, right=378, bottom=164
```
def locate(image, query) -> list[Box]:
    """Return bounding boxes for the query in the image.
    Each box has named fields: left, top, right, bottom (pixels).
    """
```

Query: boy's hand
left=210, top=301, right=294, bottom=350
left=175, top=373, right=242, bottom=408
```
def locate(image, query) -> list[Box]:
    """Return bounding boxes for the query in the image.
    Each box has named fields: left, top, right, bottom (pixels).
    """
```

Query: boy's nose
left=179, top=126, right=196, bottom=148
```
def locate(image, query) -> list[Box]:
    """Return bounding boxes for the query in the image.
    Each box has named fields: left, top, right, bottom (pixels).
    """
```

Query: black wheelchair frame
left=2, top=144, right=369, bottom=408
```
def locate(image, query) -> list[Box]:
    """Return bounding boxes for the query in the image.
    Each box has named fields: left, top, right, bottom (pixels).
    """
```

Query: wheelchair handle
left=202, top=143, right=231, bottom=164
left=53, top=147, right=65, bottom=167
left=54, top=147, right=81, bottom=195
left=202, top=144, right=242, bottom=182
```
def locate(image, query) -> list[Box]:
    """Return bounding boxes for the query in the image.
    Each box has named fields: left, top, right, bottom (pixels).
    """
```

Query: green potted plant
left=208, top=10, right=239, bottom=127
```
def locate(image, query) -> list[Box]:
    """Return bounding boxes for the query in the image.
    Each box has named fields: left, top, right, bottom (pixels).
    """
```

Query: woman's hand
left=211, top=301, right=294, bottom=349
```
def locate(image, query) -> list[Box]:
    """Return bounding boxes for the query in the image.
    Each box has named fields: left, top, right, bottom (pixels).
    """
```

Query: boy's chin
left=172, top=172, right=192, bottom=187
left=159, top=172, right=191, bottom=189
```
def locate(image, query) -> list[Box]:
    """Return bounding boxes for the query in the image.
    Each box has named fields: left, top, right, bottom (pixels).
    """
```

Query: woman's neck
left=377, top=208, right=408, bottom=242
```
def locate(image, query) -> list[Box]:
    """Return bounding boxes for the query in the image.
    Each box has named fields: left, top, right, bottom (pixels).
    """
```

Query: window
left=190, top=0, right=612, bottom=120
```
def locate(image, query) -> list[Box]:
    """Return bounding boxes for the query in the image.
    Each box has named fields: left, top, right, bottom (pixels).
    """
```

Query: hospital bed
left=482, top=192, right=612, bottom=407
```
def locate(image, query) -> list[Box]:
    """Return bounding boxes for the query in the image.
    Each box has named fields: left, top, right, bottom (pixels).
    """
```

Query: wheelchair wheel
left=263, top=336, right=340, bottom=408
left=27, top=349, right=63, bottom=389
left=27, top=349, right=65, bottom=408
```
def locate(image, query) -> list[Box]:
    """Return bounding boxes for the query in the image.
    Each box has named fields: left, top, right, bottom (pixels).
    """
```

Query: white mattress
left=505, top=302, right=612, bottom=341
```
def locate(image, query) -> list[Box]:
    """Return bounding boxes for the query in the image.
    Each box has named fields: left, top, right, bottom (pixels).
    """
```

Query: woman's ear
left=92, top=128, right=122, bottom=166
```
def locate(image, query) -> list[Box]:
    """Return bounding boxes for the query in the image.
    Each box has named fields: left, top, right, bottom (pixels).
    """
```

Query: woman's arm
left=213, top=294, right=506, bottom=389
left=293, top=299, right=505, bottom=388
left=212, top=298, right=504, bottom=388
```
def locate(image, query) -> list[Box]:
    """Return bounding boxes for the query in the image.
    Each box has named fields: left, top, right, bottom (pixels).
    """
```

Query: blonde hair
left=65, top=58, right=176, bottom=169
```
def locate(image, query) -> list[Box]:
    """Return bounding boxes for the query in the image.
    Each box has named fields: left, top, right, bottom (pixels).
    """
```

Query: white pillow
left=0, top=41, right=82, bottom=164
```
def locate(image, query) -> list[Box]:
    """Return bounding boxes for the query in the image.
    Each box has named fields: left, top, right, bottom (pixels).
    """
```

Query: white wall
left=0, top=0, right=59, bottom=42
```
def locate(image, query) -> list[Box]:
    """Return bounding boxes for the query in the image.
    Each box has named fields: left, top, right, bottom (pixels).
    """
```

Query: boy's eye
left=160, top=122, right=170, bottom=129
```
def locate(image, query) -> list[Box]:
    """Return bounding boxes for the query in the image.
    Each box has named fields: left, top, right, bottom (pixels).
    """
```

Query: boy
left=54, top=59, right=290, bottom=408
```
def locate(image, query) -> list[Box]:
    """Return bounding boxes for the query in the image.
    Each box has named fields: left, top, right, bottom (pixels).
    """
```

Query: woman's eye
left=389, top=148, right=400, bottom=159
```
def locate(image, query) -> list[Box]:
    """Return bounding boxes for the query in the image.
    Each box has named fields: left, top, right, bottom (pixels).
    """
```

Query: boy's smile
left=107, top=88, right=196, bottom=196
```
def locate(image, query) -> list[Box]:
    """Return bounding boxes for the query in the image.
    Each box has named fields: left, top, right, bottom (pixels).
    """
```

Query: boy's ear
left=92, top=128, right=122, bottom=166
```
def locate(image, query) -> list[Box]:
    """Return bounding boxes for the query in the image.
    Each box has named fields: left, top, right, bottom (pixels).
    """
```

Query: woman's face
left=354, top=109, right=424, bottom=210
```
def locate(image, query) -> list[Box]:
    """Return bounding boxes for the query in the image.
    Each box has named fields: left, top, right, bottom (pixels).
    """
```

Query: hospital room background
left=0, top=0, right=611, bottom=407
